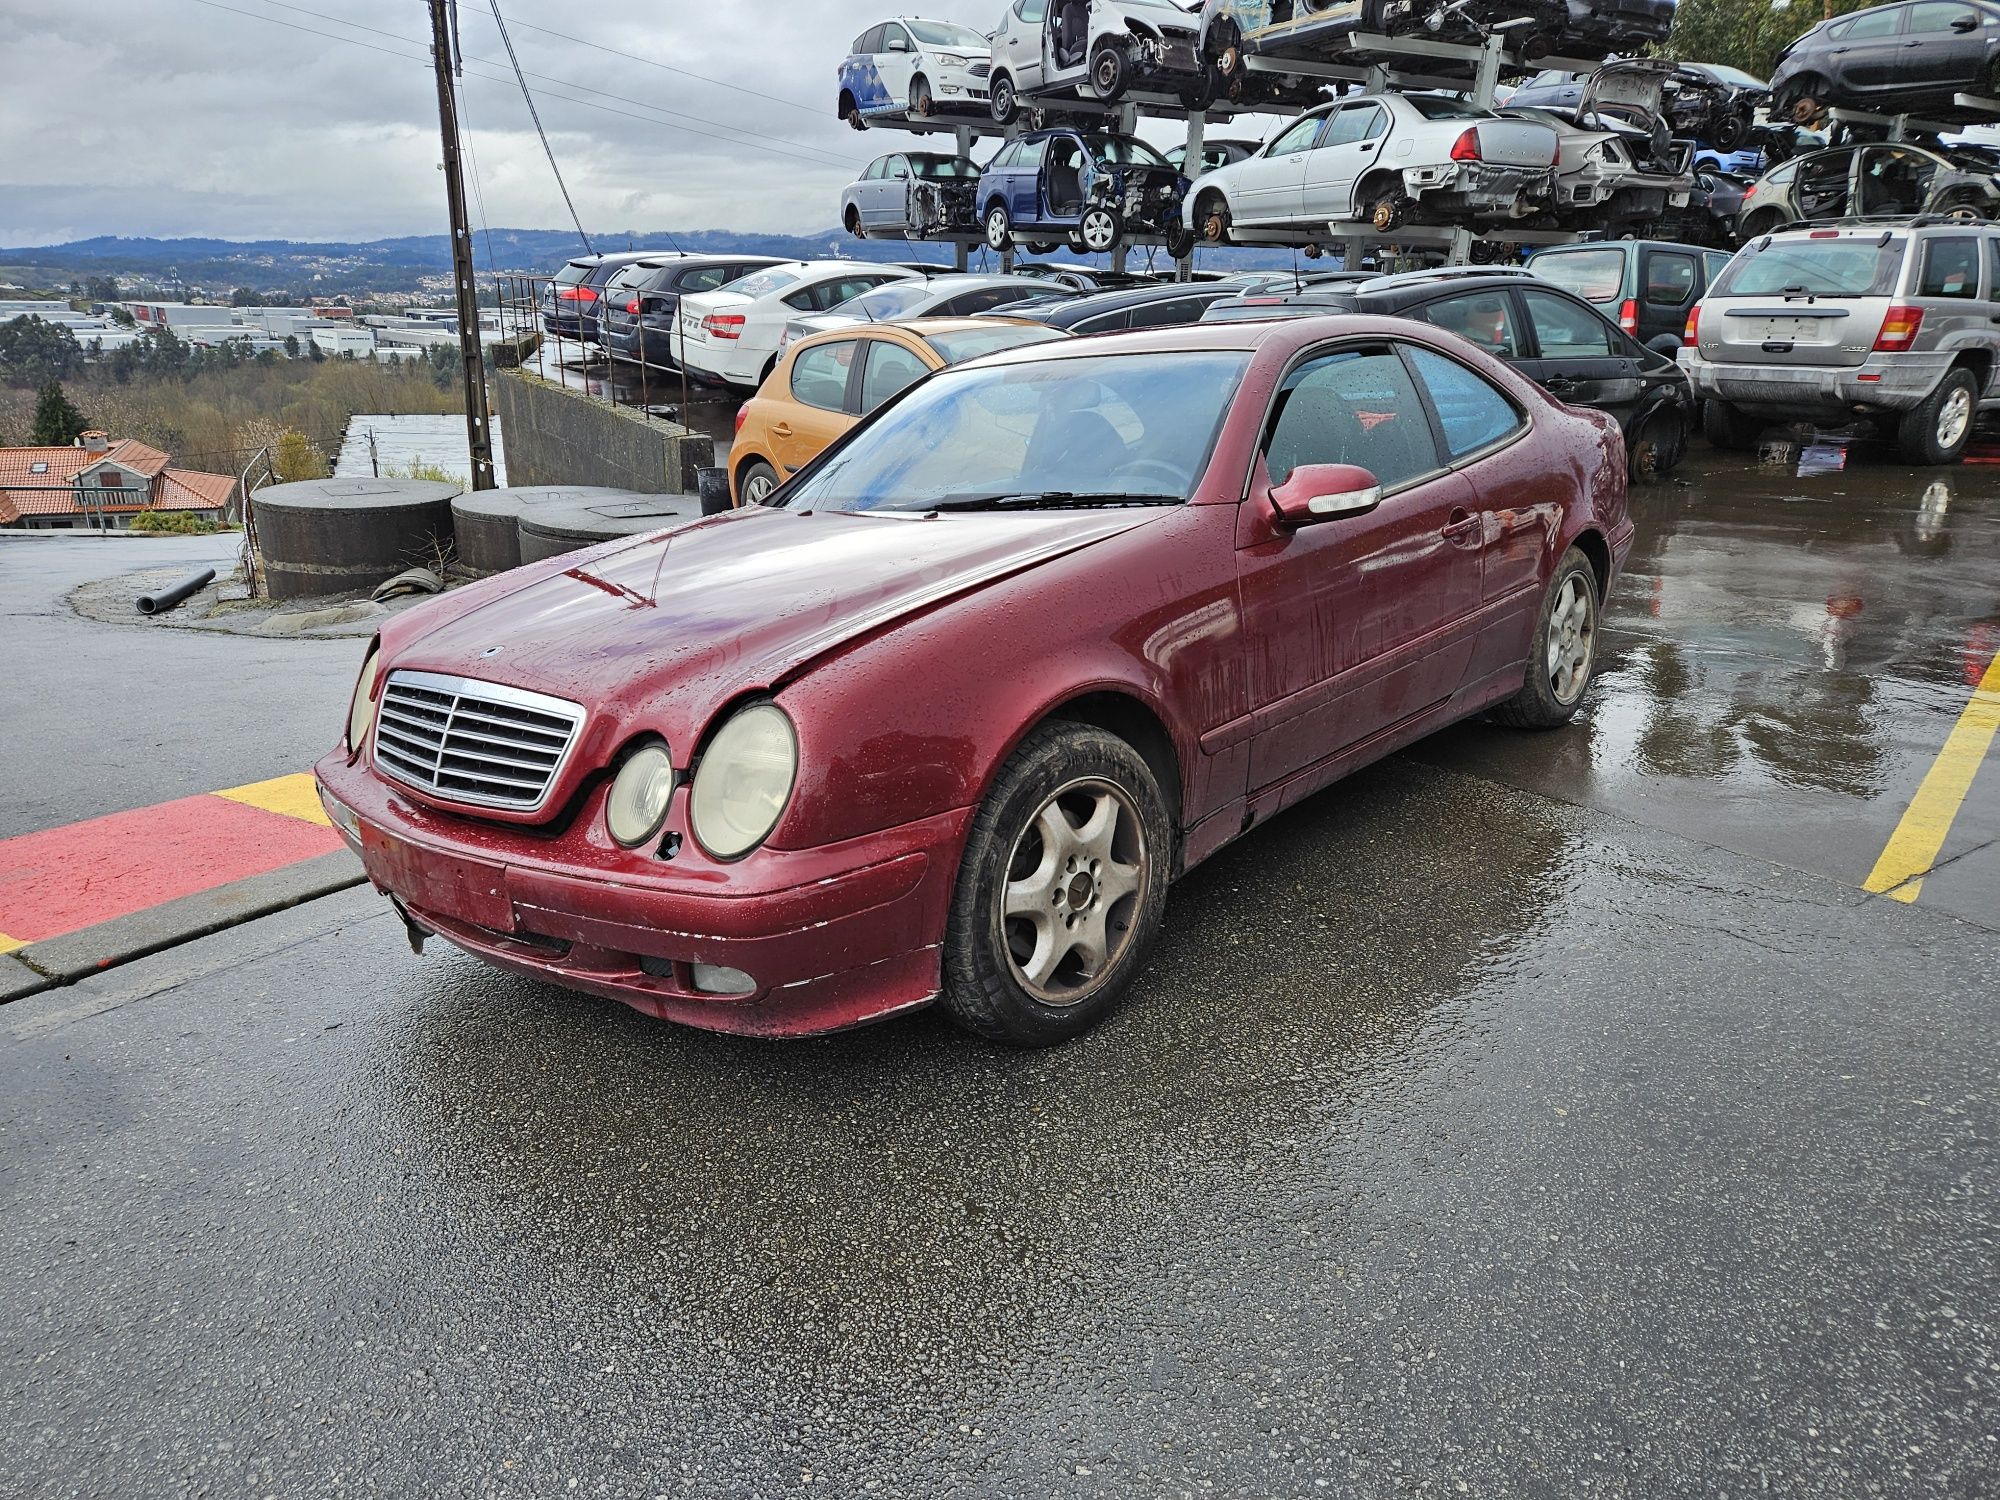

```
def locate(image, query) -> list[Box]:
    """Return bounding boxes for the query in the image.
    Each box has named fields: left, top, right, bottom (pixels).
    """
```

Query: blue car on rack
left=976, top=128, right=1196, bottom=258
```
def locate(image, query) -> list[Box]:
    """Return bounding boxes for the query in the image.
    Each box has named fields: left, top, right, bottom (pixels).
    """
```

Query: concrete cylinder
left=452, top=486, right=652, bottom=577
left=517, top=495, right=703, bottom=565
left=253, top=478, right=459, bottom=601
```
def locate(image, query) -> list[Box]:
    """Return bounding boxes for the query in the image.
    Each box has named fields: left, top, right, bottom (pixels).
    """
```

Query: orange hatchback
left=730, top=317, right=1068, bottom=505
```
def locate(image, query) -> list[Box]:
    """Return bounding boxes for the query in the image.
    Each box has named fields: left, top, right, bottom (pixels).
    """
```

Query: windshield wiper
left=925, top=490, right=1182, bottom=513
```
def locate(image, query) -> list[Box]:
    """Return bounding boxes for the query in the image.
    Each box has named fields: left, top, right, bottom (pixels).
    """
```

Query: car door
left=877, top=22, right=919, bottom=106
left=877, top=156, right=914, bottom=227
left=1516, top=287, right=1647, bottom=426
left=1856, top=145, right=1942, bottom=215
left=856, top=336, right=936, bottom=415
left=1234, top=114, right=1324, bottom=224
left=1637, top=247, right=1700, bottom=350
left=1003, top=0, right=1049, bottom=89
left=772, top=338, right=862, bottom=474
left=1830, top=4, right=1911, bottom=97
left=1233, top=340, right=1485, bottom=791
left=1302, top=102, right=1388, bottom=219
left=1901, top=1, right=1990, bottom=89
left=1012, top=136, right=1051, bottom=225
left=1793, top=147, right=1855, bottom=220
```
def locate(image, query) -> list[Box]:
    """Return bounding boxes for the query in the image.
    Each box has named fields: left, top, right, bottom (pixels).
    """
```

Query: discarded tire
left=516, top=494, right=702, bottom=564
left=453, top=485, right=652, bottom=576
left=253, top=478, right=459, bottom=601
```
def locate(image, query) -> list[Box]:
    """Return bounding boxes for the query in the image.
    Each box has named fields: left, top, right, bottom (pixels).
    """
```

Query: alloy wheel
left=744, top=472, right=776, bottom=505
left=1546, top=574, right=1595, bottom=705
left=1080, top=208, right=1118, bottom=253
left=1938, top=383, right=1974, bottom=449
left=998, top=777, right=1147, bottom=1005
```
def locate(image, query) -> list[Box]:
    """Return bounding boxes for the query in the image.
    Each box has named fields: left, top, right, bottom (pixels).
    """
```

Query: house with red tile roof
left=0, top=431, right=239, bottom=530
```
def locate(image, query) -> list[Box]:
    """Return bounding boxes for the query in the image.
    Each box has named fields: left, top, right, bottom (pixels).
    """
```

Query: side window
left=1986, top=237, right=2000, bottom=297
left=1075, top=309, right=1133, bottom=333
left=888, top=156, right=912, bottom=180
left=678, top=266, right=733, bottom=295
left=1420, top=292, right=1524, bottom=358
left=858, top=340, right=932, bottom=413
left=1262, top=345, right=1442, bottom=490
left=944, top=286, right=1037, bottom=314
left=882, top=23, right=911, bottom=51
left=1703, top=250, right=1735, bottom=286
left=781, top=290, right=817, bottom=311
left=1407, top=347, right=1522, bottom=460
left=1020, top=0, right=1050, bottom=21
left=1842, top=6, right=1905, bottom=36
left=1920, top=235, right=1981, bottom=297
left=1907, top=2, right=1979, bottom=31
left=990, top=141, right=1021, bottom=170
left=1323, top=105, right=1385, bottom=147
left=812, top=277, right=871, bottom=310
left=1643, top=252, right=1698, bottom=306
left=863, top=157, right=886, bottom=180
left=1125, top=295, right=1209, bottom=330
left=859, top=25, right=886, bottom=53
left=1521, top=290, right=1615, bottom=357
left=1268, top=116, right=1324, bottom=155
left=790, top=341, right=859, bottom=411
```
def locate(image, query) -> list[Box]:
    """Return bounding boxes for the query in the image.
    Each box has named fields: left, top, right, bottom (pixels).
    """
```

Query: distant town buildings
left=0, top=430, right=238, bottom=530
left=1, top=297, right=506, bottom=364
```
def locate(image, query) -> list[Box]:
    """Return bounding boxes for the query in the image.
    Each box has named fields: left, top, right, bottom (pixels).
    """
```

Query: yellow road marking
left=0, top=933, right=22, bottom=956
left=213, top=773, right=331, bottom=828
left=1864, top=651, right=2000, bottom=904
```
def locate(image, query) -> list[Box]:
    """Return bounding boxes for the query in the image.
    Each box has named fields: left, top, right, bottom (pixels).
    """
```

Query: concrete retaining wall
left=491, top=369, right=712, bottom=494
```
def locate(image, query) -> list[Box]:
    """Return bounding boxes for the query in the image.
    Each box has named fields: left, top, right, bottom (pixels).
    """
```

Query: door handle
left=1361, top=142, right=1377, bottom=152
left=1442, top=508, right=1480, bottom=544
left=1543, top=375, right=1577, bottom=392
left=771, top=422, right=793, bottom=438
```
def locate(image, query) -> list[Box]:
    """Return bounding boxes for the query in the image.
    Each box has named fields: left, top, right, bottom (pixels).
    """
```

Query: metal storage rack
left=841, top=27, right=1618, bottom=279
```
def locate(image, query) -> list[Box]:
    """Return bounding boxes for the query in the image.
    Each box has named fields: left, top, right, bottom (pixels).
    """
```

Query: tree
left=0, top=315, right=83, bottom=387
left=108, top=306, right=135, bottom=327
left=307, top=338, right=326, bottom=362
left=230, top=286, right=263, bottom=307
left=283, top=333, right=300, bottom=359
left=84, top=275, right=119, bottom=304
left=31, top=382, right=88, bottom=445
left=273, top=428, right=329, bottom=482
left=1666, top=0, right=1879, bottom=81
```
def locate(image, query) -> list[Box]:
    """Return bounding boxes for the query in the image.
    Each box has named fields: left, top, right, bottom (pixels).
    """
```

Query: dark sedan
left=1203, top=268, right=1694, bottom=476
left=540, top=251, right=673, bottom=344
left=986, top=280, right=1245, bottom=335
left=599, top=254, right=786, bottom=368
left=1769, top=0, right=2000, bottom=123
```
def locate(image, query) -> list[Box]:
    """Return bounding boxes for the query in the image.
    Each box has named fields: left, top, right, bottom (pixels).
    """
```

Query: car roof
left=1028, top=283, right=1236, bottom=323
left=969, top=315, right=1404, bottom=368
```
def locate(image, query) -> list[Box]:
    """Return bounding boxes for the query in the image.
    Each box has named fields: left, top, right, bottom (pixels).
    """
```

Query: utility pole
left=428, top=0, right=496, bottom=490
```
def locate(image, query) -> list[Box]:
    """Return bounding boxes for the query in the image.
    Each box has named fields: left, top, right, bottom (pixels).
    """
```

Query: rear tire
left=1629, top=408, right=1686, bottom=479
left=1491, top=548, right=1600, bottom=729
left=1703, top=399, right=1764, bottom=451
left=1896, top=367, right=1979, bottom=465
left=1369, top=192, right=1410, bottom=232
left=735, top=459, right=780, bottom=507
left=985, top=203, right=1014, bottom=253
left=1198, top=192, right=1232, bottom=244
left=940, top=723, right=1171, bottom=1047
left=844, top=206, right=864, bottom=240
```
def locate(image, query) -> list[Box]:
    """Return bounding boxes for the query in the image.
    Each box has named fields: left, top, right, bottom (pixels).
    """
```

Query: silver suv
left=1680, top=219, right=2000, bottom=464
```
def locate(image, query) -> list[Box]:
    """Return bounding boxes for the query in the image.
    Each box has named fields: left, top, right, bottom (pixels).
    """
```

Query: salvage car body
left=841, top=152, right=983, bottom=238
left=988, top=0, right=1209, bottom=115
left=1769, top=0, right=2000, bottom=124
left=838, top=17, right=993, bottom=128
left=317, top=317, right=1633, bottom=1039
left=1186, top=93, right=1558, bottom=239
left=1735, top=143, right=2000, bottom=238
left=979, top=127, right=1195, bottom=254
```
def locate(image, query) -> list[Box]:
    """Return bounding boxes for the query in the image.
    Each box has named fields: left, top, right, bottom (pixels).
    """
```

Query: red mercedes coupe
left=316, top=316, right=1632, bottom=1046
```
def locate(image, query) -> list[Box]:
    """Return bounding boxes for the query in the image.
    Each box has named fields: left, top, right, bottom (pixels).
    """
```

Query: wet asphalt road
left=3, top=439, right=1998, bottom=1496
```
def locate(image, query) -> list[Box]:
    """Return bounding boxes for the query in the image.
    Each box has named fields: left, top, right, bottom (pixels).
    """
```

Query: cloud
left=0, top=0, right=1282, bottom=246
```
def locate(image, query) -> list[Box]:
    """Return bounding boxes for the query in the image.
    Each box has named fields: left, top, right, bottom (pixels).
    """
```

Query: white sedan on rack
left=1185, top=92, right=1560, bottom=240
left=676, top=262, right=919, bottom=391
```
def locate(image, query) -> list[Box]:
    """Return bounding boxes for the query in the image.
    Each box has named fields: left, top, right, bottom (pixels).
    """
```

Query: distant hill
left=0, top=229, right=1295, bottom=290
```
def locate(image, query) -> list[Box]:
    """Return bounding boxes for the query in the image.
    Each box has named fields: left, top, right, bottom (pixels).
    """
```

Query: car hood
left=1580, top=59, right=1675, bottom=118
left=386, top=504, right=1166, bottom=756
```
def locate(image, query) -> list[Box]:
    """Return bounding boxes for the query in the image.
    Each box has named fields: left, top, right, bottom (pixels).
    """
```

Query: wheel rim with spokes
left=1082, top=211, right=1116, bottom=252
left=998, top=777, right=1147, bottom=1006
left=987, top=209, right=1009, bottom=250
left=744, top=471, right=775, bottom=504
left=1547, top=574, right=1595, bottom=705
left=1938, top=384, right=1973, bottom=448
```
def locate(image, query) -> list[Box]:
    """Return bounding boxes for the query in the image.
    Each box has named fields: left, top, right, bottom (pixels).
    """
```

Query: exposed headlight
left=347, top=646, right=381, bottom=755
left=938, top=52, right=971, bottom=67
left=606, top=741, right=677, bottom=848
left=689, top=704, right=797, bottom=860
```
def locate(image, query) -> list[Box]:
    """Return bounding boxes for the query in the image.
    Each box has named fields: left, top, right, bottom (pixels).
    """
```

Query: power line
left=237, top=0, right=862, bottom=170
left=484, top=0, right=594, bottom=253
left=186, top=0, right=866, bottom=173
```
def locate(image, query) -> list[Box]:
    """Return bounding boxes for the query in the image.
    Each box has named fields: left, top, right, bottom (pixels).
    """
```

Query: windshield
left=837, top=282, right=937, bottom=320
left=781, top=351, right=1250, bottom=513
left=1533, top=248, right=1626, bottom=303
left=1409, top=95, right=1488, bottom=120
left=924, top=325, right=1070, bottom=363
left=1089, top=135, right=1172, bottom=168
left=907, top=19, right=989, bottom=46
left=913, top=156, right=979, bottom=179
left=1713, top=237, right=1907, bottom=297
left=723, top=267, right=802, bottom=298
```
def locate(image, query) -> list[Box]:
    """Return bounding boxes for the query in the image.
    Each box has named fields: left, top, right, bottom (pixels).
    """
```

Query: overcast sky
left=0, top=0, right=1278, bottom=247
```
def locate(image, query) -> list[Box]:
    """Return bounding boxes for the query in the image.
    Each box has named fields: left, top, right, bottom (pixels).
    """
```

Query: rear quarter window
left=1534, top=249, right=1627, bottom=303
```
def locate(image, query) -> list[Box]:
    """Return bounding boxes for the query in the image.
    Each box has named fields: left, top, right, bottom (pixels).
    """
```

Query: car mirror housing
left=1268, top=464, right=1383, bottom=527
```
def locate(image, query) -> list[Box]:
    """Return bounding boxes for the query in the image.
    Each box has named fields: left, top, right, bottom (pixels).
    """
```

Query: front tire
left=1491, top=548, right=1600, bottom=729
left=1078, top=205, right=1122, bottom=254
left=941, top=723, right=1171, bottom=1047
left=1897, top=367, right=1979, bottom=465
left=1198, top=192, right=1232, bottom=244
left=990, top=73, right=1019, bottom=124
left=985, top=203, right=1014, bottom=253
left=1090, top=41, right=1130, bottom=100
left=909, top=76, right=934, bottom=118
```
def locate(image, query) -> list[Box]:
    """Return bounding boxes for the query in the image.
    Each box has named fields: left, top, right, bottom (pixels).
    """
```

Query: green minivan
left=1529, top=241, right=1736, bottom=358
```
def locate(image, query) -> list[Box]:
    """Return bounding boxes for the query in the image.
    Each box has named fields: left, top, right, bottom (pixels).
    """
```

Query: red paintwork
left=316, top=315, right=1634, bottom=1038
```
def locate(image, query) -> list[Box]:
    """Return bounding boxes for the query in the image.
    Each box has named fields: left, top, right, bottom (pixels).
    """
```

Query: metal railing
left=494, top=273, right=713, bottom=427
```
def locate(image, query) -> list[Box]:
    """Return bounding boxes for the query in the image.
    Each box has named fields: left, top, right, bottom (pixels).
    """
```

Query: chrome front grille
left=373, top=670, right=584, bottom=812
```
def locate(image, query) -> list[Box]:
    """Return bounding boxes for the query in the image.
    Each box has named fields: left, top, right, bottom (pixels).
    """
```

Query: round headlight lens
left=606, top=742, right=677, bottom=848
left=690, top=704, right=797, bottom=860
left=347, top=647, right=381, bottom=754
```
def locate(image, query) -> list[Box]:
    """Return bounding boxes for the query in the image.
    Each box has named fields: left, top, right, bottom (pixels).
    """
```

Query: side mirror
left=1267, top=463, right=1383, bottom=527
left=887, top=35, right=911, bottom=51
left=1953, top=14, right=1978, bottom=30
